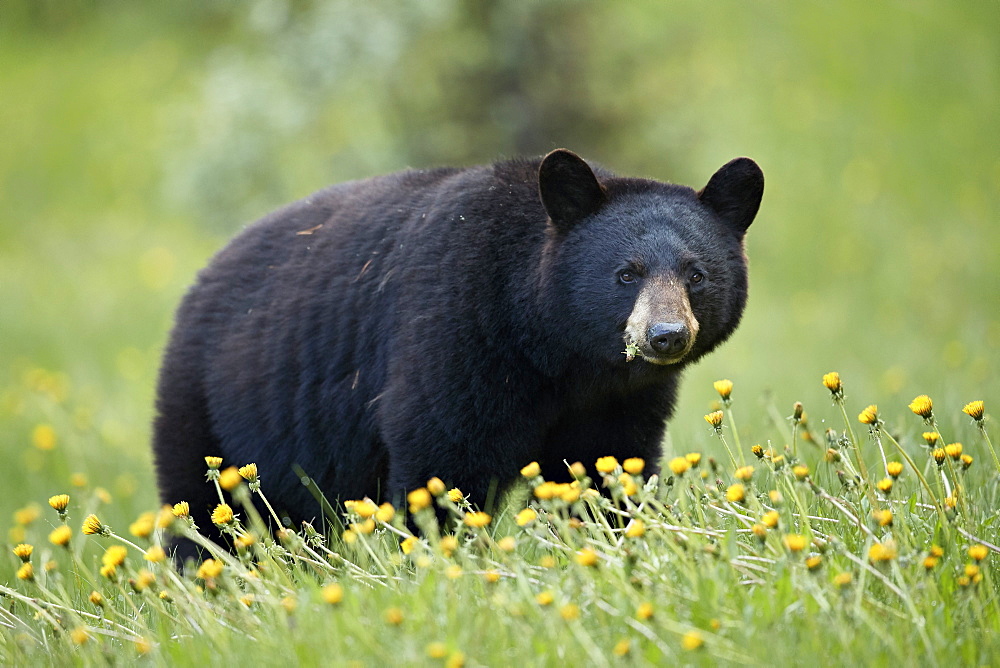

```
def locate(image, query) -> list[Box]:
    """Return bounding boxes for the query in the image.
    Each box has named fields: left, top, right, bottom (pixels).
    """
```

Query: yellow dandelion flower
left=613, top=638, right=631, bottom=656
left=463, top=511, right=491, bottom=528
left=234, top=532, right=256, bottom=550
left=714, top=378, right=733, bottom=400
left=960, top=454, right=974, bottom=469
left=407, top=487, right=432, bottom=512
left=858, top=405, right=878, bottom=425
left=965, top=564, right=981, bottom=579
left=32, top=424, right=57, bottom=451
left=515, top=507, right=537, bottom=527
left=962, top=400, right=985, bottom=421
left=751, top=524, right=767, bottom=540
left=560, top=604, right=580, bottom=621
left=401, top=536, right=419, bottom=555
left=445, top=651, right=466, bottom=668
left=144, top=546, right=167, bottom=563
left=685, top=452, right=702, bottom=467
left=211, top=503, right=235, bottom=526
left=750, top=444, right=764, bottom=459
left=352, top=499, right=379, bottom=519
left=568, top=461, right=587, bottom=479
left=825, top=448, right=842, bottom=463
left=908, top=395, right=933, bottom=419
left=13, top=543, right=33, bottom=562
left=783, top=533, right=808, bottom=552
left=69, top=472, right=88, bottom=488
left=734, top=465, right=754, bottom=481
left=497, top=536, right=517, bottom=552
left=923, top=431, right=940, bottom=446
left=536, top=590, right=554, bottom=606
left=129, top=512, right=156, bottom=539
left=560, top=484, right=581, bottom=503
left=822, top=372, right=842, bottom=395
left=49, top=525, right=72, bottom=547
left=969, top=545, right=989, bottom=562
left=793, top=465, right=809, bottom=480
left=595, top=456, right=619, bottom=474
left=623, top=457, right=645, bottom=475
left=350, top=519, right=375, bottom=535
left=376, top=502, right=395, bottom=523
left=384, top=607, right=404, bottom=625
left=196, top=558, right=223, bottom=580
left=876, top=477, right=893, bottom=495
left=626, top=520, right=646, bottom=538
left=16, top=562, right=33, bottom=581
left=14, top=505, right=41, bottom=526
left=923, top=556, right=939, bottom=570
left=439, top=534, right=459, bottom=557
left=761, top=510, right=780, bottom=529
left=704, top=410, right=724, bottom=429
left=218, top=466, right=242, bottom=491
left=427, top=642, right=449, bottom=659
left=833, top=572, right=852, bottom=588
left=447, top=488, right=465, bottom=503
left=725, top=483, right=745, bottom=504
left=426, top=477, right=446, bottom=496
left=156, top=505, right=176, bottom=529
left=81, top=514, right=105, bottom=535
left=575, top=548, right=599, bottom=567
left=868, top=541, right=898, bottom=563
left=102, top=545, right=127, bottom=568
left=48, top=494, right=70, bottom=513
left=171, top=502, right=190, bottom=518
left=204, top=456, right=223, bottom=470
left=944, top=443, right=963, bottom=460
left=445, top=564, right=463, bottom=579
left=932, top=448, right=946, bottom=466
left=681, top=630, right=704, bottom=651
left=88, top=590, right=105, bottom=607
left=668, top=457, right=690, bottom=476
left=929, top=544, right=944, bottom=558
left=322, top=582, right=344, bottom=604
left=238, top=463, right=258, bottom=483
left=806, top=555, right=823, bottom=571
left=533, top=481, right=558, bottom=500
left=520, top=461, right=541, bottom=478
left=281, top=595, right=298, bottom=613
left=618, top=473, right=638, bottom=497
left=886, top=461, right=904, bottom=478
left=538, top=555, right=557, bottom=568
left=944, top=495, right=957, bottom=510
left=769, top=490, right=783, bottom=505
left=134, top=638, right=153, bottom=655
left=482, top=570, right=501, bottom=584
left=872, top=509, right=893, bottom=527
left=70, top=627, right=90, bottom=645
left=99, top=564, right=117, bottom=579
left=636, top=602, right=654, bottom=620
left=134, top=569, right=156, bottom=590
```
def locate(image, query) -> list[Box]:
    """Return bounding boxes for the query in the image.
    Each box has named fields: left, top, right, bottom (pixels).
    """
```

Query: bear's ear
left=538, top=149, right=607, bottom=232
left=697, top=157, right=764, bottom=236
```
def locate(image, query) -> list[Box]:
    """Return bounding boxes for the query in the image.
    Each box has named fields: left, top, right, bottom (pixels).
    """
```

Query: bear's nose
left=647, top=322, right=689, bottom=357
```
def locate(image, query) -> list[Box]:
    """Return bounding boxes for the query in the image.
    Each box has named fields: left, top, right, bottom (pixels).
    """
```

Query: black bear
left=152, top=149, right=763, bottom=548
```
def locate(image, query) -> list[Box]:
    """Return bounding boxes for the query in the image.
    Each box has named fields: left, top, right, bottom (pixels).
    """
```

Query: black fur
left=152, top=150, right=763, bottom=555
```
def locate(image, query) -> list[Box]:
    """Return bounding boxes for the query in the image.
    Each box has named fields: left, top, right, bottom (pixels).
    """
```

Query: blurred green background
left=2, top=1, right=997, bottom=534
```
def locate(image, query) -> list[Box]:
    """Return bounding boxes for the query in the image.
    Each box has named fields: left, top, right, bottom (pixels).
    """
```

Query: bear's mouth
left=622, top=333, right=692, bottom=366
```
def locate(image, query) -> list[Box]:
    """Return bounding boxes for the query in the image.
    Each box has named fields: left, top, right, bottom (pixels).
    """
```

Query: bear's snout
left=647, top=322, right=690, bottom=357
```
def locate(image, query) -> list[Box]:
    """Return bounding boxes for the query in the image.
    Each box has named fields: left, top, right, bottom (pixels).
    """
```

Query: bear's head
left=538, top=149, right=763, bottom=370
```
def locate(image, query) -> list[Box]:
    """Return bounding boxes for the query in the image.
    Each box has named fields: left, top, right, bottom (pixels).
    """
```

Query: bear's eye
left=618, top=270, right=638, bottom=285
left=689, top=270, right=705, bottom=285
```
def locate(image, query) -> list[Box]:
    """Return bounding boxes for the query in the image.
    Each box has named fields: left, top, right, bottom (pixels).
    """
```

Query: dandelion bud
left=960, top=454, right=974, bottom=470
left=922, top=432, right=940, bottom=447
left=825, top=448, right=841, bottom=463
left=704, top=410, right=724, bottom=430
left=623, top=457, right=645, bottom=475
left=944, top=443, right=963, bottom=460
left=713, top=379, right=733, bottom=400
left=171, top=502, right=190, bottom=518
left=447, top=488, right=465, bottom=503
left=792, top=401, right=804, bottom=422
left=750, top=444, right=764, bottom=459
left=204, top=456, right=223, bottom=470
left=962, top=400, right=985, bottom=422
left=568, top=461, right=587, bottom=479
left=908, top=395, right=933, bottom=419
left=238, top=463, right=258, bottom=483
left=48, top=494, right=70, bottom=515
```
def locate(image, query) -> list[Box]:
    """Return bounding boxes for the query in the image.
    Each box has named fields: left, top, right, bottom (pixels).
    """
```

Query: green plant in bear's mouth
left=2, top=372, right=998, bottom=664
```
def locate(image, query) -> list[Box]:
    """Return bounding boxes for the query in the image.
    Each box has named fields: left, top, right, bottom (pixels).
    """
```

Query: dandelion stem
left=835, top=398, right=878, bottom=509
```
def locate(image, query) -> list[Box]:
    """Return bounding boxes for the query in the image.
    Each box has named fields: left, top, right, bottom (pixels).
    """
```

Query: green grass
left=1, top=2, right=998, bottom=664
left=3, top=382, right=999, bottom=665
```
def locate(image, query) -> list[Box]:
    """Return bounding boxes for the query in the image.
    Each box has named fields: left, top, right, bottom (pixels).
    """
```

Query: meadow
left=1, top=2, right=998, bottom=664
